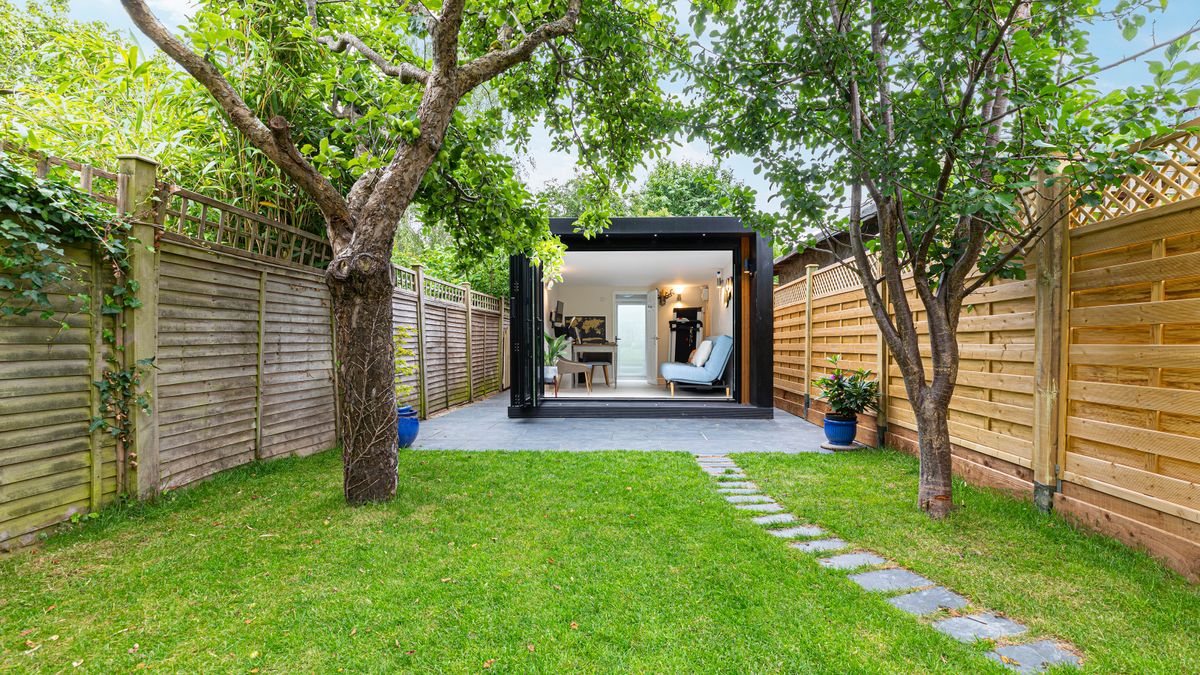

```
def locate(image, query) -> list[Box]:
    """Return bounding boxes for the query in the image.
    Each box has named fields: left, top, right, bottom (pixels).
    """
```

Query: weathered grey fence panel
left=0, top=247, right=118, bottom=550
left=260, top=269, right=336, bottom=460
left=391, top=286, right=422, bottom=410
left=157, top=241, right=261, bottom=488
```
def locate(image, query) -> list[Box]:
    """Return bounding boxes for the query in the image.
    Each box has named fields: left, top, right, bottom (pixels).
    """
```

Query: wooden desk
left=571, top=342, right=617, bottom=387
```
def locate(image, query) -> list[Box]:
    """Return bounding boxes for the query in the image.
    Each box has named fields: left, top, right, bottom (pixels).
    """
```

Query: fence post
left=802, top=263, right=818, bottom=415
left=875, top=279, right=890, bottom=446
left=414, top=265, right=429, bottom=419
left=117, top=155, right=161, bottom=498
left=463, top=282, right=474, bottom=402
left=1032, top=172, right=1069, bottom=513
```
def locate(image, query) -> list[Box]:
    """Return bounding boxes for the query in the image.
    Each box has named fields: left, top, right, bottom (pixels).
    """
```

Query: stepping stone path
left=725, top=494, right=773, bottom=503
left=767, top=525, right=825, bottom=538
left=934, top=613, right=1028, bottom=642
left=889, top=586, right=968, bottom=615
left=988, top=641, right=1081, bottom=674
left=694, top=453, right=1081, bottom=673
left=734, top=502, right=784, bottom=512
left=850, top=568, right=933, bottom=592
left=819, top=552, right=886, bottom=570
left=751, top=513, right=795, bottom=526
left=790, top=538, right=848, bottom=553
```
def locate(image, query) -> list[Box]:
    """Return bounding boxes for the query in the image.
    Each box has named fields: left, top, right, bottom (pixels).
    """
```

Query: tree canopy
left=690, top=0, right=1198, bottom=516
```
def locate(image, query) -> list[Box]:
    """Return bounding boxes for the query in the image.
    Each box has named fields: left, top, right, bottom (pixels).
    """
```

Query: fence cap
left=116, top=154, right=160, bottom=166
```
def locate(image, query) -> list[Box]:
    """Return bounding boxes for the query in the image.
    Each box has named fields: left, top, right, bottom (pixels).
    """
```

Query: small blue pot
left=823, top=414, right=858, bottom=446
left=397, top=405, right=420, bottom=448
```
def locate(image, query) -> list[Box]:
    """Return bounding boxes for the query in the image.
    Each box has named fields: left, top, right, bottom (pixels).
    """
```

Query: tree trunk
left=328, top=248, right=398, bottom=505
left=914, top=397, right=954, bottom=518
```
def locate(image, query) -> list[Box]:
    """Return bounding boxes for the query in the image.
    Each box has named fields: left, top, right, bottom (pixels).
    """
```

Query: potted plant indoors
left=814, top=355, right=880, bottom=448
left=543, top=332, right=569, bottom=386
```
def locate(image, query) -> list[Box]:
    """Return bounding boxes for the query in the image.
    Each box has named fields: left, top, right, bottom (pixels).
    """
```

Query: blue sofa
left=659, top=335, right=733, bottom=397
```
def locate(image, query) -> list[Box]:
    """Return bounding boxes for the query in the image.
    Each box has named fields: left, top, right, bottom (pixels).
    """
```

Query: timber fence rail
left=0, top=147, right=508, bottom=551
left=773, top=119, right=1200, bottom=582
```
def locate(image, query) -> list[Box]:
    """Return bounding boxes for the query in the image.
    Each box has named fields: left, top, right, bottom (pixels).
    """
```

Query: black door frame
left=509, top=217, right=773, bottom=419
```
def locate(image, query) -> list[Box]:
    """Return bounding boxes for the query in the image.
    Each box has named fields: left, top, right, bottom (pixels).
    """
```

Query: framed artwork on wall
left=566, top=315, right=607, bottom=342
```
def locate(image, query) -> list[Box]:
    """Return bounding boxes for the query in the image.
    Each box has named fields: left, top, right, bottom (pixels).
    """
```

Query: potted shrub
left=543, top=332, right=569, bottom=385
left=814, top=355, right=879, bottom=447
left=394, top=326, right=420, bottom=448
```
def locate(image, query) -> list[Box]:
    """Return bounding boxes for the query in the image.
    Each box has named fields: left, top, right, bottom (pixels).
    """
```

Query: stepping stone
left=888, top=586, right=968, bottom=615
left=818, top=552, right=886, bottom=570
left=725, top=494, right=773, bottom=503
left=734, top=502, right=783, bottom=512
left=752, top=513, right=796, bottom=525
left=987, top=640, right=1080, bottom=673
left=715, top=474, right=748, bottom=481
left=717, top=488, right=759, bottom=495
left=933, top=613, right=1028, bottom=643
left=715, top=481, right=756, bottom=489
left=790, top=538, right=848, bottom=553
left=703, top=468, right=745, bottom=476
left=766, top=525, right=825, bottom=538
left=849, top=568, right=933, bottom=592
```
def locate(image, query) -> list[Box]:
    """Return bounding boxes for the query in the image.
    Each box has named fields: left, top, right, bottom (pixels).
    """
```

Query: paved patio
left=412, top=394, right=829, bottom=453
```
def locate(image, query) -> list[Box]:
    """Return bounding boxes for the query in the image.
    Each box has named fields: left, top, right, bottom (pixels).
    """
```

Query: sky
left=52, top=0, right=1200, bottom=215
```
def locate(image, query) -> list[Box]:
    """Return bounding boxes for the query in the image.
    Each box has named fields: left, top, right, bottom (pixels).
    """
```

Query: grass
left=0, top=450, right=1016, bottom=673
left=737, top=449, right=1200, bottom=674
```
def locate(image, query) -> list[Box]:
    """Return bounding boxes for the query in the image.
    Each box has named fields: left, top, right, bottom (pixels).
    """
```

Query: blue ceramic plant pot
left=823, top=414, right=858, bottom=446
left=396, top=405, right=420, bottom=448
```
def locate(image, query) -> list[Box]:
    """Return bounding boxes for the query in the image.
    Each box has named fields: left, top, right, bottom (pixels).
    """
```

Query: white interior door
left=645, top=291, right=658, bottom=384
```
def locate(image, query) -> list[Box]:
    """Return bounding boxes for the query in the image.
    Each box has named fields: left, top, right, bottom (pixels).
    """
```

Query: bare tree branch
left=457, top=0, right=583, bottom=92
left=306, top=0, right=430, bottom=84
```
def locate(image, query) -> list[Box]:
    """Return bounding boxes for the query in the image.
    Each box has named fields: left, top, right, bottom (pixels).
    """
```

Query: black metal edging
left=508, top=401, right=775, bottom=419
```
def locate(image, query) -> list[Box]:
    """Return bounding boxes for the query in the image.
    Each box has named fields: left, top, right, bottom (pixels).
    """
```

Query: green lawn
left=3, top=450, right=1006, bottom=673
left=737, top=449, right=1200, bottom=674
left=1, top=449, right=1195, bottom=673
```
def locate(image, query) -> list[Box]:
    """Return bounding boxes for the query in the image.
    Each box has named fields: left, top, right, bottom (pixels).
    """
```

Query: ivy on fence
left=0, top=151, right=152, bottom=493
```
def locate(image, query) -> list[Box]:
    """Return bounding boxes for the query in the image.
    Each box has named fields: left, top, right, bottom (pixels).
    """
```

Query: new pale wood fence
left=0, top=150, right=508, bottom=551
left=774, top=121, right=1200, bottom=581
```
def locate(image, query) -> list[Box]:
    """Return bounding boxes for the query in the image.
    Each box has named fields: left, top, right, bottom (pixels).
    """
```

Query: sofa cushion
left=691, top=340, right=714, bottom=366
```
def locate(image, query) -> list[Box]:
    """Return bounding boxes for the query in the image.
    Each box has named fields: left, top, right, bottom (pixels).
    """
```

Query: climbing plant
left=0, top=151, right=152, bottom=485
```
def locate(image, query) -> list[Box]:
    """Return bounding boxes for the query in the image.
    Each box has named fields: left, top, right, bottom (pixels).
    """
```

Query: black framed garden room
left=508, top=217, right=774, bottom=418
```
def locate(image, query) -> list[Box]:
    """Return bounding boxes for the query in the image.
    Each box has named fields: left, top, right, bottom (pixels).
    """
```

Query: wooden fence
left=0, top=151, right=508, bottom=551
left=774, top=122, right=1200, bottom=581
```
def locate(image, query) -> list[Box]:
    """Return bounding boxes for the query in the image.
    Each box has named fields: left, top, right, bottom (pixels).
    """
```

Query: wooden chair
left=554, top=358, right=593, bottom=396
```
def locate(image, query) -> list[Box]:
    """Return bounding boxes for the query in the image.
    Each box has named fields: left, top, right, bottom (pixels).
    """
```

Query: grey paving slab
left=766, top=525, right=826, bottom=538
left=818, top=552, right=887, bottom=570
left=790, top=538, right=849, bottom=553
left=752, top=513, right=796, bottom=525
left=717, top=488, right=759, bottom=494
left=714, top=481, right=756, bottom=489
left=849, top=568, right=933, bottom=592
left=734, top=502, right=783, bottom=512
left=933, top=613, right=1028, bottom=643
left=715, top=473, right=748, bottom=481
left=888, top=586, right=968, bottom=615
left=987, top=641, right=1080, bottom=673
left=412, top=394, right=830, bottom=452
left=725, top=494, right=773, bottom=503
